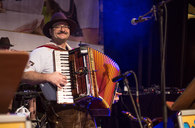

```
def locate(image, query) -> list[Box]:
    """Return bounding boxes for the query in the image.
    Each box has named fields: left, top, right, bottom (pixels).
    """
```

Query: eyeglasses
left=53, top=25, right=70, bottom=30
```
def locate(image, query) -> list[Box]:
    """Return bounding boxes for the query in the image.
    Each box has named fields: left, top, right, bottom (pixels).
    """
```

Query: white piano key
left=60, top=70, right=70, bottom=72
left=60, top=66, right=70, bottom=69
left=59, top=52, right=69, bottom=55
left=63, top=92, right=72, bottom=95
left=58, top=88, right=72, bottom=91
left=58, top=91, right=72, bottom=95
left=62, top=88, right=72, bottom=91
left=65, top=82, right=71, bottom=86
left=62, top=86, right=71, bottom=89
left=58, top=61, right=69, bottom=64
left=58, top=99, right=74, bottom=103
left=63, top=64, right=69, bottom=66
left=61, top=96, right=73, bottom=99
left=63, top=73, right=70, bottom=76
left=58, top=94, right=72, bottom=97
left=65, top=76, right=71, bottom=79
left=61, top=72, right=70, bottom=75
left=60, top=55, right=69, bottom=57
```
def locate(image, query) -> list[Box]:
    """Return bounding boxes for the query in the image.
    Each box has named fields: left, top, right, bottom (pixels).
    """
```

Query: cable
left=130, top=71, right=142, bottom=120
left=123, top=76, right=143, bottom=128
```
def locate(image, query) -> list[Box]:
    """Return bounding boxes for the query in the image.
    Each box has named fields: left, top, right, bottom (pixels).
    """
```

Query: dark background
left=102, top=0, right=195, bottom=127
left=103, top=0, right=194, bottom=89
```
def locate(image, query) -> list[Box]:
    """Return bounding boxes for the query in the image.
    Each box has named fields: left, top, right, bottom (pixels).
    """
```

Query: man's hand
left=22, top=71, right=68, bottom=87
left=46, top=72, right=68, bottom=88
left=113, top=92, right=122, bottom=103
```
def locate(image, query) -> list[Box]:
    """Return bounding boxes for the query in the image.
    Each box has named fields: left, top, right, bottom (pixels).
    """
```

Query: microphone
left=131, top=17, right=151, bottom=25
left=112, top=70, right=132, bottom=82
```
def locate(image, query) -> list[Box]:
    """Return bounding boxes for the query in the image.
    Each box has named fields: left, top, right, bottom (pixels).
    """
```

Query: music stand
left=171, top=78, right=195, bottom=111
left=0, top=51, right=29, bottom=113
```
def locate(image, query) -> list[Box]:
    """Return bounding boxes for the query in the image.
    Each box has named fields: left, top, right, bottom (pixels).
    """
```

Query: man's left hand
left=113, top=92, right=122, bottom=103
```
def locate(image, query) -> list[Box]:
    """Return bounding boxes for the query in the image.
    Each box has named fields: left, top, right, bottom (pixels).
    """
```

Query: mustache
left=58, top=31, right=68, bottom=34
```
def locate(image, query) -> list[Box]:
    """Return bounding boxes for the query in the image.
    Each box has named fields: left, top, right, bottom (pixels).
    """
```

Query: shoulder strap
left=37, top=44, right=65, bottom=51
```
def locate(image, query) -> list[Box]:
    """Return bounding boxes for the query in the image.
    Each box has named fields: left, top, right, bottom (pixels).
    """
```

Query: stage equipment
left=0, top=114, right=31, bottom=128
left=131, top=0, right=174, bottom=127
left=113, top=70, right=144, bottom=128
left=130, top=5, right=157, bottom=25
left=12, top=84, right=47, bottom=128
left=112, top=70, right=132, bottom=82
left=0, top=51, right=29, bottom=113
left=40, top=46, right=120, bottom=116
left=131, top=17, right=152, bottom=25
left=122, top=111, right=153, bottom=128
left=177, top=109, right=195, bottom=128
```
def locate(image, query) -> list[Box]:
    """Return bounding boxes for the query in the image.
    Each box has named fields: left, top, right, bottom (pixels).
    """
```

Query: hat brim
left=43, top=19, right=77, bottom=38
left=0, top=44, right=14, bottom=47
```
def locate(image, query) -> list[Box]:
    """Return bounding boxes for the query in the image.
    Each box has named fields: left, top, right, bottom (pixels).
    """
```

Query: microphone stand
left=134, top=4, right=157, bottom=24
left=158, top=1, right=168, bottom=128
left=142, top=5, right=156, bottom=19
left=123, top=77, right=143, bottom=128
left=149, top=1, right=172, bottom=127
left=158, top=1, right=175, bottom=127
left=132, top=1, right=172, bottom=127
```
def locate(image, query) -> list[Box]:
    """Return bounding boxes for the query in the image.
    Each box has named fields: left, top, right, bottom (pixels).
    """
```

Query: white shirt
left=25, top=42, right=72, bottom=73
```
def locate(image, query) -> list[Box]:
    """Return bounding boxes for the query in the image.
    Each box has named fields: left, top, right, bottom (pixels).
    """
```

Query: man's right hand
left=46, top=72, right=68, bottom=88
left=22, top=71, right=68, bottom=88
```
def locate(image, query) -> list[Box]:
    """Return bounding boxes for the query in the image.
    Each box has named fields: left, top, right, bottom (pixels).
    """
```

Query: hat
left=0, top=37, right=14, bottom=47
left=43, top=12, right=77, bottom=38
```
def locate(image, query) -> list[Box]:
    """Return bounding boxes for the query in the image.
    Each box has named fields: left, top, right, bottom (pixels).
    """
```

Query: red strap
left=37, top=44, right=65, bottom=51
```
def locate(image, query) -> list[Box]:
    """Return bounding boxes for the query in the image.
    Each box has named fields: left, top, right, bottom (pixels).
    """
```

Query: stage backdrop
left=0, top=0, right=103, bottom=51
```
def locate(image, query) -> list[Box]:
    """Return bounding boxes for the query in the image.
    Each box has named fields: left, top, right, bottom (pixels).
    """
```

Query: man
left=22, top=12, right=96, bottom=128
left=0, top=37, right=14, bottom=50
left=44, top=0, right=100, bottom=44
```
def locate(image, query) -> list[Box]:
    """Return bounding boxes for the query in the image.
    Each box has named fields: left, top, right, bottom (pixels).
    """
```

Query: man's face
left=50, top=21, right=70, bottom=41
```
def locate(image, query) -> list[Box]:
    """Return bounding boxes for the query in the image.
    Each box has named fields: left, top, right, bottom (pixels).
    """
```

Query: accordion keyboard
left=53, top=50, right=74, bottom=104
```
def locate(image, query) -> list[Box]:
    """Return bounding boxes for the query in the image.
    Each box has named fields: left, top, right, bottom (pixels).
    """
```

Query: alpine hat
left=43, top=12, right=77, bottom=38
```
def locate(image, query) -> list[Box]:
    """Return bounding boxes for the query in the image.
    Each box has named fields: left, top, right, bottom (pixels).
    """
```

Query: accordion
left=40, top=47, right=120, bottom=116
